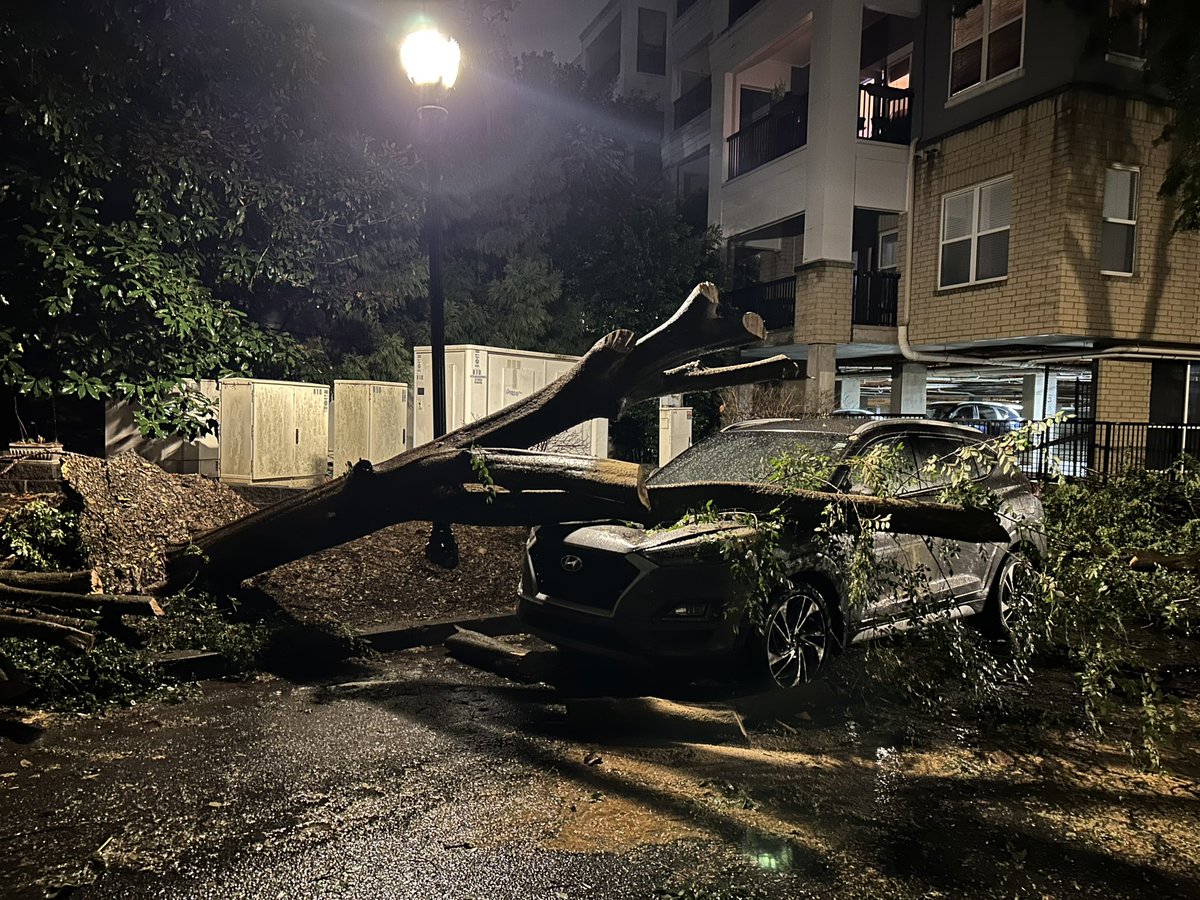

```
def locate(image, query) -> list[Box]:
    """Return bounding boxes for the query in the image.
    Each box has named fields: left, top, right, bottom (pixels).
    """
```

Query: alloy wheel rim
left=765, top=591, right=827, bottom=688
left=998, top=556, right=1030, bottom=629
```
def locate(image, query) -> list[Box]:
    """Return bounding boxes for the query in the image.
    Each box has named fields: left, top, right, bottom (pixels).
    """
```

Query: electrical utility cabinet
left=331, top=380, right=408, bottom=474
left=413, top=345, right=609, bottom=457
left=104, top=379, right=219, bottom=476
left=658, top=406, right=693, bottom=467
left=218, top=379, right=330, bottom=488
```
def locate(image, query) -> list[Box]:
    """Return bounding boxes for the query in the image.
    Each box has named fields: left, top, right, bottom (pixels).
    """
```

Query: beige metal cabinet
left=332, top=380, right=408, bottom=473
left=413, top=345, right=608, bottom=456
left=218, top=378, right=330, bottom=487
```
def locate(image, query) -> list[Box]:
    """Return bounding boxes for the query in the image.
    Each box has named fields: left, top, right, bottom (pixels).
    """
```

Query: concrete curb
left=149, top=612, right=523, bottom=680
left=358, top=612, right=522, bottom=652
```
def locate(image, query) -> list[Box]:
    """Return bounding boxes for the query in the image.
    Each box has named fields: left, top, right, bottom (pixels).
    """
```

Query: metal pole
left=418, top=104, right=458, bottom=568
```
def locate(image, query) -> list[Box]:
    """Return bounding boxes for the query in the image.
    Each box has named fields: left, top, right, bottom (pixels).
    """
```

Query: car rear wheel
left=747, top=584, right=834, bottom=690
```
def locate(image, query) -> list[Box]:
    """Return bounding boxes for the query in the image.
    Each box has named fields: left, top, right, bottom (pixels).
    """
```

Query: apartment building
left=661, top=0, right=1200, bottom=425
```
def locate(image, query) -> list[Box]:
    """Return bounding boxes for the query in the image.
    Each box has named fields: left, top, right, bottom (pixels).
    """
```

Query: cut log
left=0, top=570, right=99, bottom=594
left=1128, top=548, right=1200, bottom=572
left=0, top=584, right=163, bottom=616
left=443, top=628, right=558, bottom=683
left=0, top=614, right=95, bottom=651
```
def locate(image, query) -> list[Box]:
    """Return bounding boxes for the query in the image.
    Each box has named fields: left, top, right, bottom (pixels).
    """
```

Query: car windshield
left=648, top=430, right=852, bottom=486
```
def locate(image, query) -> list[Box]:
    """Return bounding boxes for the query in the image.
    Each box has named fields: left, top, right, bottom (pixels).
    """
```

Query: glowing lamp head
left=400, top=28, right=461, bottom=89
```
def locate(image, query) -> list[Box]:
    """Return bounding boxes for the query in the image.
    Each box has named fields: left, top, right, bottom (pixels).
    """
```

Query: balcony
left=851, top=270, right=899, bottom=326
left=857, top=83, right=912, bottom=144
left=727, top=276, right=796, bottom=331
left=727, top=94, right=808, bottom=179
left=729, top=0, right=765, bottom=27
left=673, top=77, right=712, bottom=129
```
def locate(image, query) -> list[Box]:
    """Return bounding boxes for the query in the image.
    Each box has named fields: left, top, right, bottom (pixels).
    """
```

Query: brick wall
left=1095, top=359, right=1152, bottom=422
left=794, top=259, right=853, bottom=344
left=907, top=88, right=1200, bottom=349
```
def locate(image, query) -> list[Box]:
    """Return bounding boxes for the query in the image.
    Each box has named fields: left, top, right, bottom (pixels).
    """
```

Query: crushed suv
left=516, top=418, right=1044, bottom=690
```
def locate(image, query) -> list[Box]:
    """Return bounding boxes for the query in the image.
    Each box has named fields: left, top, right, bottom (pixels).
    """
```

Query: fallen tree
left=0, top=282, right=1011, bottom=699
left=159, top=283, right=1008, bottom=594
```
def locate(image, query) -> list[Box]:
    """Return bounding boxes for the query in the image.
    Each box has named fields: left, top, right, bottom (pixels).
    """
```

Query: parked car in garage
left=516, top=418, right=1044, bottom=691
left=928, top=401, right=1024, bottom=432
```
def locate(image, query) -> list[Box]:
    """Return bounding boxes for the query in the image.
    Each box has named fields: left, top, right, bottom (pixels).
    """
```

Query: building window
left=939, top=177, right=1012, bottom=288
left=1109, top=0, right=1148, bottom=59
left=950, top=0, right=1024, bottom=97
left=878, top=214, right=899, bottom=270
left=636, top=8, right=667, bottom=75
left=1101, top=165, right=1138, bottom=275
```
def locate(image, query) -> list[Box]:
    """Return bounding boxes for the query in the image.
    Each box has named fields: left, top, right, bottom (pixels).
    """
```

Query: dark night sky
left=507, top=0, right=604, bottom=63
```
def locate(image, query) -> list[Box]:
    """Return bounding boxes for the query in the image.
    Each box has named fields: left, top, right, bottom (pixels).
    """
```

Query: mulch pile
left=61, top=452, right=257, bottom=593
left=255, top=522, right=526, bottom=630
left=57, top=451, right=525, bottom=629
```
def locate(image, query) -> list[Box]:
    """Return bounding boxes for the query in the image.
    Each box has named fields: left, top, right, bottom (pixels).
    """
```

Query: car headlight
left=659, top=602, right=710, bottom=620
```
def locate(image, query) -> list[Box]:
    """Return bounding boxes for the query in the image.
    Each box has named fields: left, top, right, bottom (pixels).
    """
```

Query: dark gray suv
left=516, top=418, right=1044, bottom=690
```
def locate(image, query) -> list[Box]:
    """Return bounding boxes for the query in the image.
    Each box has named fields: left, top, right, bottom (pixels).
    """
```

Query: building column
left=802, top=0, right=862, bottom=264
left=1021, top=371, right=1058, bottom=421
left=806, top=343, right=838, bottom=414
left=839, top=377, right=862, bottom=410
left=890, top=362, right=927, bottom=414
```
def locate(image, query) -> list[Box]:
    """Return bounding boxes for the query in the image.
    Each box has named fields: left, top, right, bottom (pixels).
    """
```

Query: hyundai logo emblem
left=560, top=554, right=583, bottom=573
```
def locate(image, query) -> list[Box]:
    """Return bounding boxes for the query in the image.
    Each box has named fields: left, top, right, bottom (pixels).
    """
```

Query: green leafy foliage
left=0, top=500, right=82, bottom=571
left=0, top=0, right=425, bottom=436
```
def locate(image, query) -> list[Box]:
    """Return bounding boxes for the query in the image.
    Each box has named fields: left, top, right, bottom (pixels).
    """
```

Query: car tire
left=745, top=582, right=834, bottom=691
left=979, top=548, right=1034, bottom=640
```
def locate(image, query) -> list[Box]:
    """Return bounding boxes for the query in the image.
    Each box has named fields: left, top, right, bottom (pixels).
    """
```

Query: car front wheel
left=748, top=584, right=834, bottom=690
left=980, top=549, right=1035, bottom=640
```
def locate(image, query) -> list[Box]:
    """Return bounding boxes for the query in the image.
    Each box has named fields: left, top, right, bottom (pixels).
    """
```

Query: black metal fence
left=933, top=419, right=1200, bottom=482
left=726, top=276, right=796, bottom=331
left=851, top=270, right=899, bottom=326
left=727, top=95, right=808, bottom=178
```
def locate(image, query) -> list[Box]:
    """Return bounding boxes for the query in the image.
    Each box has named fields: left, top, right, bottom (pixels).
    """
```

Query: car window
left=847, top=436, right=921, bottom=495
left=648, top=429, right=851, bottom=487
left=978, top=405, right=1002, bottom=420
left=911, top=434, right=990, bottom=488
left=948, top=404, right=975, bottom=419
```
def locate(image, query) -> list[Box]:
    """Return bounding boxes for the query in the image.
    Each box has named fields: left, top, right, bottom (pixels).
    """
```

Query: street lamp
left=402, top=26, right=461, bottom=568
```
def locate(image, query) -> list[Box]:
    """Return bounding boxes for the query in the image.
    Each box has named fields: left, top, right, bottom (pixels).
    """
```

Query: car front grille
left=528, top=543, right=641, bottom=614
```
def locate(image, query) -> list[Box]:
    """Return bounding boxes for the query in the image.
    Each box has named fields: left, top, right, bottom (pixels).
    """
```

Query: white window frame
left=878, top=224, right=900, bottom=271
left=1100, top=163, right=1139, bottom=277
left=948, top=0, right=1027, bottom=101
left=938, top=175, right=1013, bottom=290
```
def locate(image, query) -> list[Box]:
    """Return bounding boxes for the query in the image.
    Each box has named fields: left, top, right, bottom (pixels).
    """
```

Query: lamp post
left=402, top=27, right=461, bottom=568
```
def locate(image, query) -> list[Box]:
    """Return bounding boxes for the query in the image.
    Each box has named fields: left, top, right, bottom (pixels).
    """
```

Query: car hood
left=543, top=520, right=757, bottom=557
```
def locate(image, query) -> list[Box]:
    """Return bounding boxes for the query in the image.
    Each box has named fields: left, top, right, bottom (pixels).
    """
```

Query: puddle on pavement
left=739, top=828, right=803, bottom=871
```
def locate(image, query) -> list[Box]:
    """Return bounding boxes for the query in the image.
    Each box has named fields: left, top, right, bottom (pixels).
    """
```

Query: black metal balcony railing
left=726, top=276, right=796, bottom=331
left=729, top=0, right=764, bottom=27
left=851, top=270, right=900, bottom=326
left=857, top=83, right=912, bottom=144
left=673, top=77, right=712, bottom=129
left=727, top=94, right=808, bottom=179
left=676, top=0, right=700, bottom=18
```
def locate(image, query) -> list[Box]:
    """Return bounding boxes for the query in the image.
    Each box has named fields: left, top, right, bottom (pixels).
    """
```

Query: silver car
left=516, top=418, right=1044, bottom=691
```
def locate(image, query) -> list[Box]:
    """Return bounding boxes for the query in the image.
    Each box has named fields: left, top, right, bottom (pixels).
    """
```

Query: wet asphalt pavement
left=0, top=650, right=793, bottom=900
left=4, top=645, right=1199, bottom=900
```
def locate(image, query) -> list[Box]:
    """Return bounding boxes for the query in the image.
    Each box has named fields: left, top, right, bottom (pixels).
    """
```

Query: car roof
left=721, top=417, right=986, bottom=441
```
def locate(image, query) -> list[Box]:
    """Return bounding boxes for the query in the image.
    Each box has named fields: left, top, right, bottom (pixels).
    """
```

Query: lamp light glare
left=400, top=29, right=461, bottom=89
